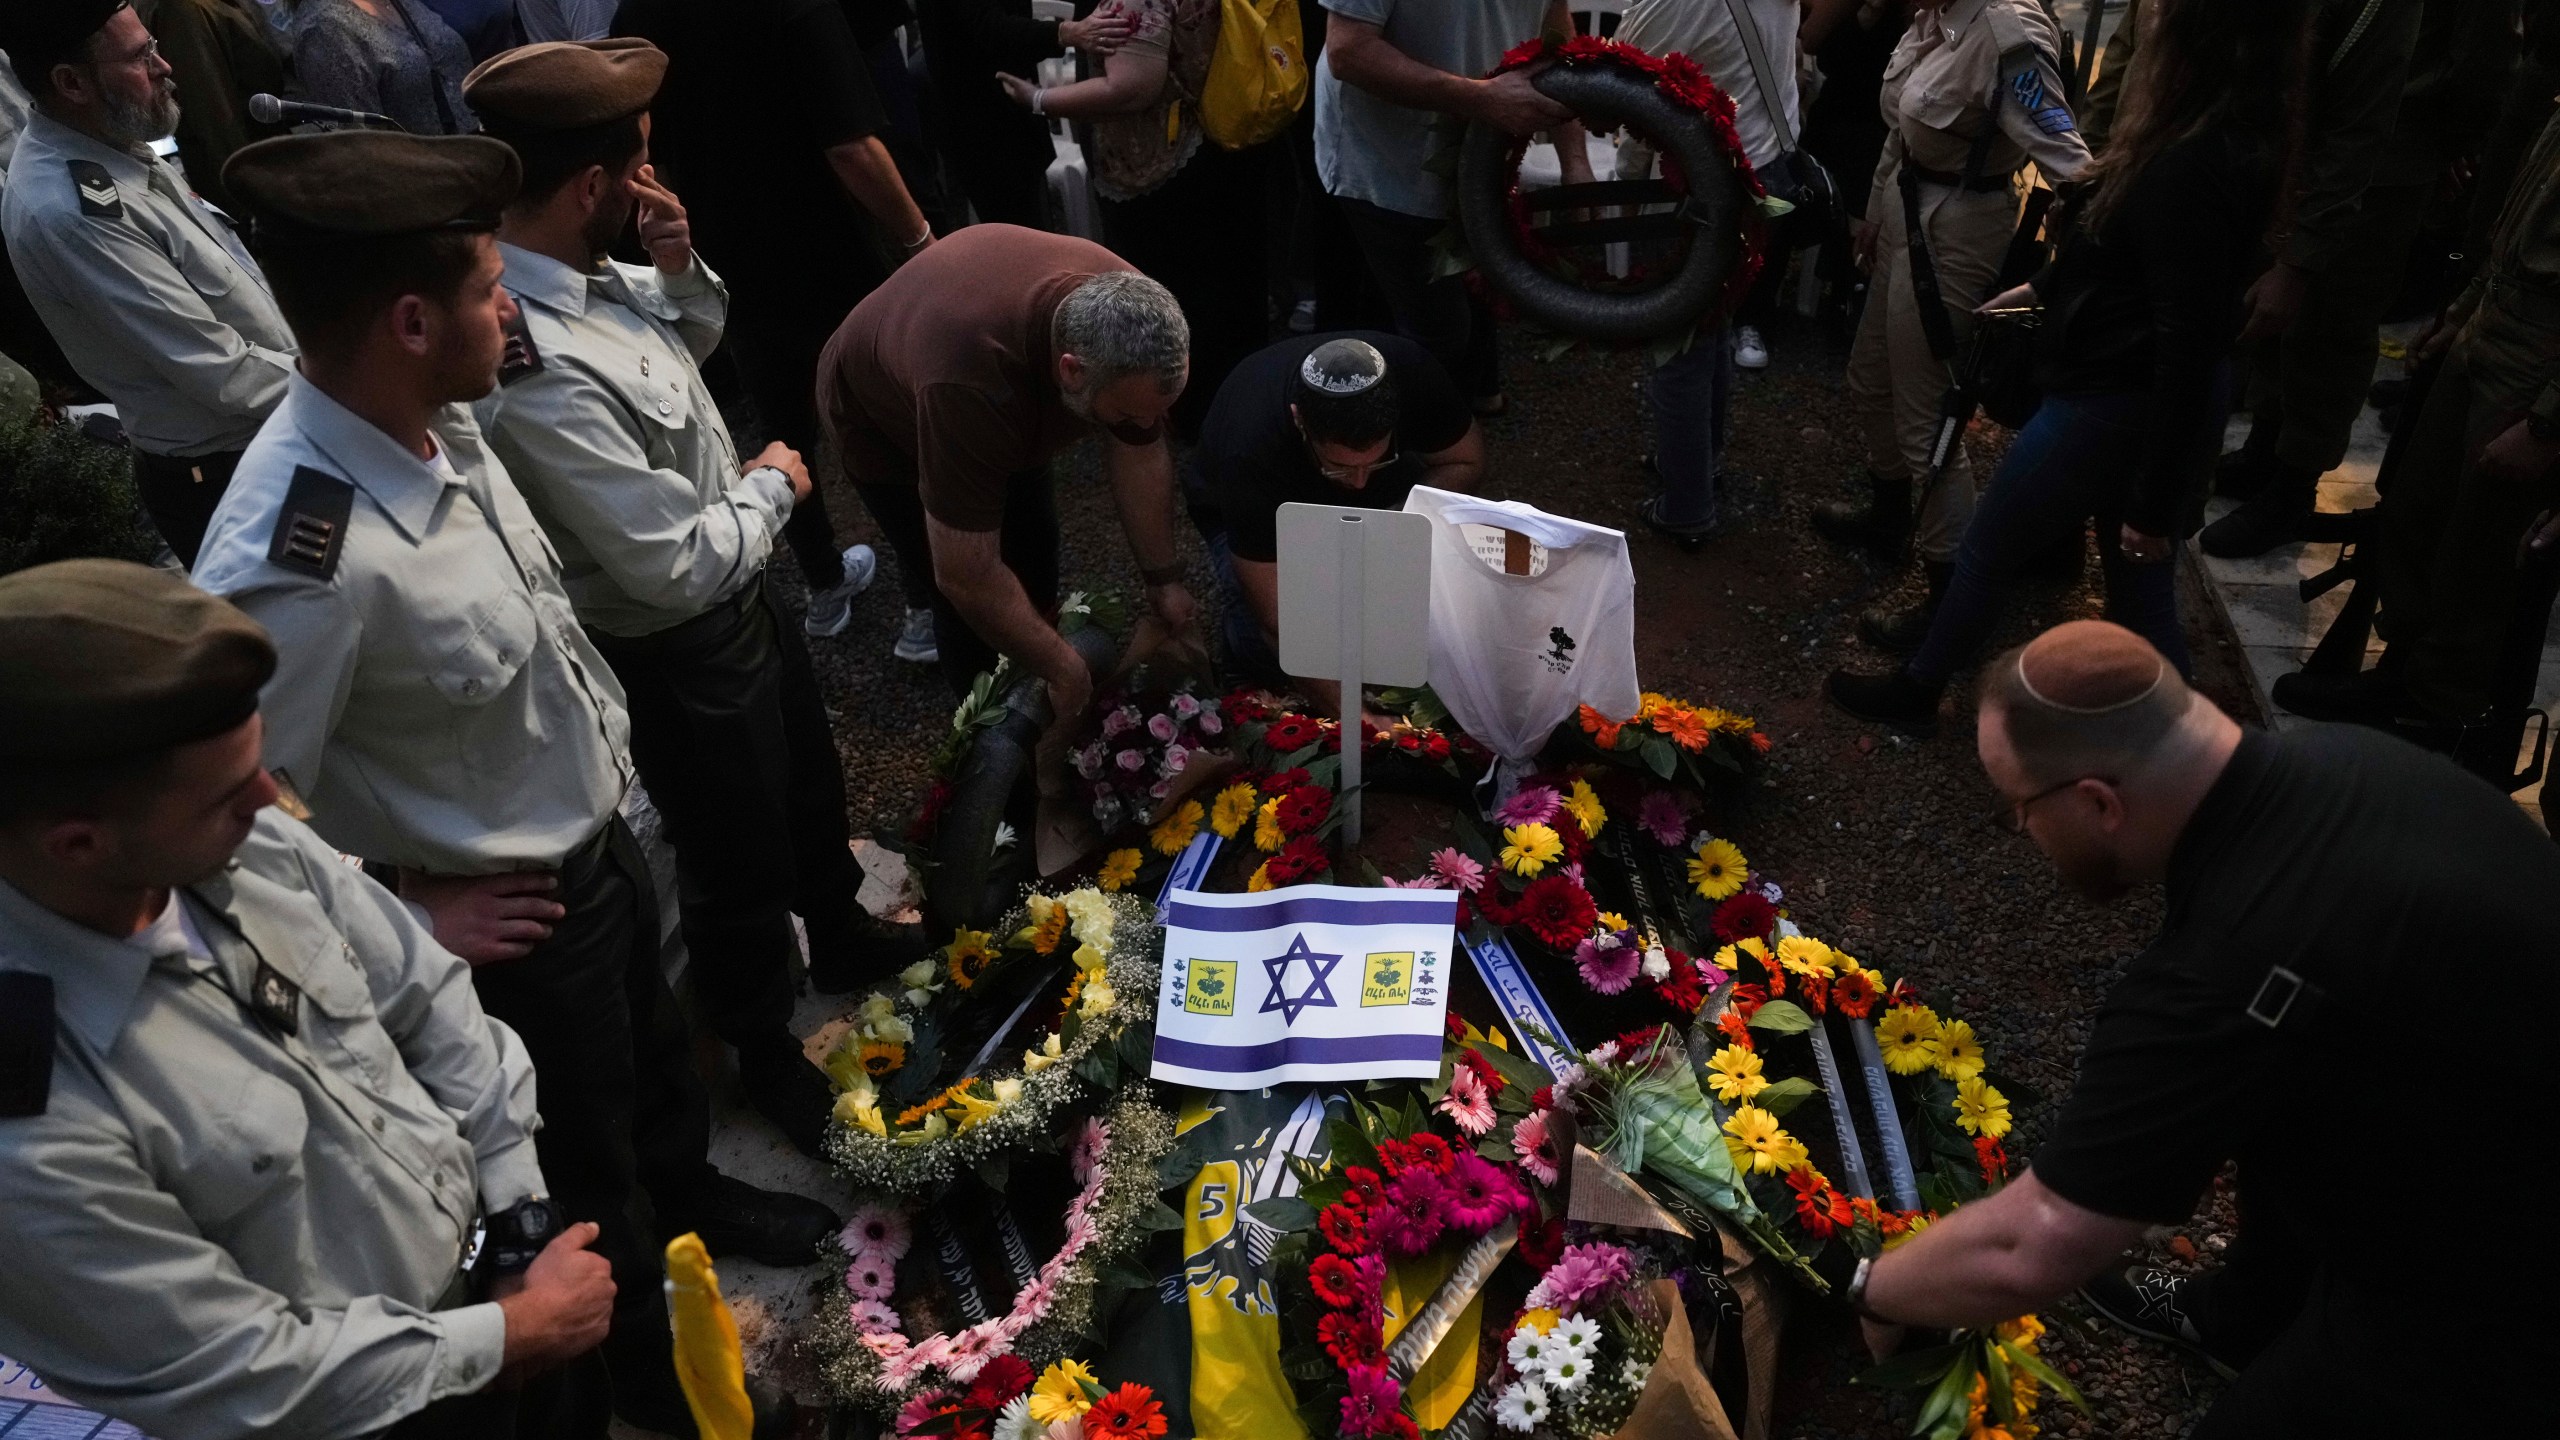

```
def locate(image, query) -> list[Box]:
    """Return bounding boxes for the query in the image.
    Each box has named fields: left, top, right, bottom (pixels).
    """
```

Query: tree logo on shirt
left=1543, top=626, right=1578, bottom=675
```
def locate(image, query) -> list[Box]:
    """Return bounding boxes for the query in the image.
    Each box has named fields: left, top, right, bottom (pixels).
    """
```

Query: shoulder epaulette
left=68, top=160, right=122, bottom=220
left=0, top=971, right=56, bottom=1118
left=269, top=465, right=355, bottom=580
left=499, top=307, right=544, bottom=387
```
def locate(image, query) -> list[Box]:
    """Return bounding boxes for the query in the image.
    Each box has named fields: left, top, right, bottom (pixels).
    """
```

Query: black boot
left=1824, top=666, right=1944, bottom=736
left=737, top=1037, right=835, bottom=1158
left=808, top=910, right=929, bottom=995
left=1811, top=471, right=1913, bottom=560
left=1857, top=562, right=1953, bottom=655
left=670, top=1170, right=843, bottom=1268
left=2199, top=461, right=2320, bottom=559
left=2270, top=663, right=2405, bottom=725
left=2213, top=423, right=2280, bottom=500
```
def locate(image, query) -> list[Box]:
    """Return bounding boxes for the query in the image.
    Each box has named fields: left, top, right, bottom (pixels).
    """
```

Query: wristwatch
left=1846, top=1254, right=1887, bottom=1322
left=479, top=1196, right=562, bottom=1277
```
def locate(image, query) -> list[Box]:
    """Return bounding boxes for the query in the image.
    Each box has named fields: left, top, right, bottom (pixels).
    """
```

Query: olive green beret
left=222, top=132, right=521, bottom=245
left=0, top=560, right=276, bottom=765
left=465, top=38, right=667, bottom=134
left=0, top=0, right=129, bottom=79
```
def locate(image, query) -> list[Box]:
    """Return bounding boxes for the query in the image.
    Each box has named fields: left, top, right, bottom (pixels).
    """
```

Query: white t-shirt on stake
left=1401, top=487, right=1642, bottom=794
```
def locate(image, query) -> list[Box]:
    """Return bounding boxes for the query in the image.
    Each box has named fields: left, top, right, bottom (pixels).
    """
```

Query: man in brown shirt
left=817, top=222, right=1194, bottom=717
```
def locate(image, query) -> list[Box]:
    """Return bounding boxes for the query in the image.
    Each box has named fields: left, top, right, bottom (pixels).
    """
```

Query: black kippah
left=0, top=0, right=131, bottom=80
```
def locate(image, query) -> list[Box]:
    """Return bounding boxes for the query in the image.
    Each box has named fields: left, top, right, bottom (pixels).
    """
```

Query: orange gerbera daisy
left=1661, top=707, right=1712, bottom=753
left=1578, top=703, right=1623, bottom=748
left=1082, top=1383, right=1168, bottom=1440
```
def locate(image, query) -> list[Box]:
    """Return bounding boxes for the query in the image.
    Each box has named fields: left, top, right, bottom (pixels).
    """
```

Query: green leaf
left=1850, top=1341, right=1963, bottom=1391
left=1912, top=1349, right=1981, bottom=1439
left=1984, top=1340, right=2013, bottom=1419
left=976, top=1153, right=1010, bottom=1193
left=1641, top=736, right=1678, bottom=779
left=1755, top=1076, right=1819, bottom=1117
left=1995, top=1340, right=2090, bottom=1413
left=1119, top=1023, right=1155, bottom=1073
left=1305, top=754, right=1342, bottom=788
left=1073, top=1044, right=1118, bottom=1089
left=1245, top=1195, right=1317, bottom=1232
left=1138, top=1197, right=1187, bottom=1233
left=1747, top=1000, right=1816, bottom=1036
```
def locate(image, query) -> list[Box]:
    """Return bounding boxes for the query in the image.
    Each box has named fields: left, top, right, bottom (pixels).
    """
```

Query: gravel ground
left=763, top=311, right=2255, bottom=1439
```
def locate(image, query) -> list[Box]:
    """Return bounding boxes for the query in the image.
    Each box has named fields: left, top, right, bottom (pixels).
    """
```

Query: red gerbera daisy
left=1310, top=1252, right=1367, bottom=1308
left=1265, top=835, right=1328, bottom=884
left=1340, top=1165, right=1386, bottom=1210
left=1730, top=983, right=1769, bottom=1020
left=1710, top=892, right=1777, bottom=944
left=1655, top=953, right=1705, bottom=1015
left=1275, top=784, right=1332, bottom=835
left=1265, top=714, right=1325, bottom=752
left=1715, top=1011, right=1754, bottom=1049
left=1318, top=1202, right=1370, bottom=1254
left=1316, top=1309, right=1381, bottom=1368
left=1402, top=1133, right=1455, bottom=1174
left=1515, top=874, right=1598, bottom=950
left=1974, top=1135, right=2010, bottom=1185
left=1457, top=1048, right=1506, bottom=1095
left=1082, top=1383, right=1168, bottom=1440
left=1515, top=1213, right=1566, bottom=1271
left=965, top=1355, right=1035, bottom=1410
left=1833, top=970, right=1881, bottom=1019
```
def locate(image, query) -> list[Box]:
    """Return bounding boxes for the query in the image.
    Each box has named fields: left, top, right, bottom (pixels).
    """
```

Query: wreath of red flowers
left=1483, top=35, right=1769, bottom=334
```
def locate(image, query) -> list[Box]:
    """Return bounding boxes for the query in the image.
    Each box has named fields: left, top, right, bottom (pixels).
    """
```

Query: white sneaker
left=1732, top=325, right=1770, bottom=370
left=892, top=606, right=939, bottom=664
left=801, top=544, right=877, bottom=638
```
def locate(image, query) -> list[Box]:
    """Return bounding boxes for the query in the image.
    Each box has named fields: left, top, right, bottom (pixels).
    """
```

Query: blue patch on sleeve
left=2031, top=104, right=2077, bottom=135
left=2011, top=68, right=2076, bottom=134
left=2010, top=69, right=2045, bottom=111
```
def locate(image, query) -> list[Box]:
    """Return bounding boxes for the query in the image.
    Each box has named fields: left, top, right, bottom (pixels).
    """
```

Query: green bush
left=0, top=413, right=162, bottom=577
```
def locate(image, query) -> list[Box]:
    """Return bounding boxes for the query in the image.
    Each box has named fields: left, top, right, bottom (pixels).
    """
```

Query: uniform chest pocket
left=427, top=588, right=539, bottom=707
left=612, top=365, right=693, bottom=434
left=169, top=227, right=240, bottom=300
left=1903, top=82, right=1979, bottom=135
left=184, top=1065, right=312, bottom=1231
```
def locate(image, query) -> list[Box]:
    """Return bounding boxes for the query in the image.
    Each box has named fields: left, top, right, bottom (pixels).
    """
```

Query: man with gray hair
left=817, top=222, right=1194, bottom=708
left=1848, top=618, right=2554, bottom=1435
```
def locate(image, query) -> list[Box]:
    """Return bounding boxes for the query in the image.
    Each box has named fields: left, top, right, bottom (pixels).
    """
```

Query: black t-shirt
left=2030, top=727, right=2560, bottom=1287
left=1188, top=332, right=1472, bottom=564
left=613, top=0, right=889, bottom=278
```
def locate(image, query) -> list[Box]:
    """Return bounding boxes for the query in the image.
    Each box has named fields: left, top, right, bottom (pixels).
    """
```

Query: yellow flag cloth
left=1381, top=1252, right=1483, bottom=1431
left=1179, top=1091, right=1320, bottom=1440
left=665, top=1232, right=753, bottom=1440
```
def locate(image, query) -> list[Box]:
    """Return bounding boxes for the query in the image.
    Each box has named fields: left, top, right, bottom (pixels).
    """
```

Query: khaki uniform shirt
left=477, top=244, right=793, bottom=638
left=1869, top=0, right=2090, bottom=206
left=2451, top=107, right=2560, bottom=427
left=0, top=810, right=543, bottom=1439
left=0, top=111, right=294, bottom=456
left=193, top=375, right=634, bottom=874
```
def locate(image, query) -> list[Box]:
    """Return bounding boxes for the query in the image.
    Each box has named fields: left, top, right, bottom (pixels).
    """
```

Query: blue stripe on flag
left=1464, top=933, right=1573, bottom=1076
left=1156, top=831, right=1222, bottom=911
left=1153, top=1032, right=1447, bottom=1071
left=1164, top=893, right=1459, bottom=932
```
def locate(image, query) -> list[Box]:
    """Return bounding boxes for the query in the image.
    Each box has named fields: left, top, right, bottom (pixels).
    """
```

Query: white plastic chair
left=1030, top=0, right=1101, bottom=237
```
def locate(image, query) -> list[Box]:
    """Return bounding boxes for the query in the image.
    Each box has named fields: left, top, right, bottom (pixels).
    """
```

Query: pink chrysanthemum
left=1525, top=1241, right=1637, bottom=1315
left=1638, top=791, right=1692, bottom=848
left=1574, top=933, right=1641, bottom=995
left=1511, top=1109, right=1561, bottom=1186
left=1443, top=1151, right=1523, bottom=1233
left=1367, top=1167, right=1449, bottom=1257
left=1494, top=785, right=1562, bottom=828
left=1428, top=847, right=1487, bottom=890
left=1436, top=1065, right=1496, bottom=1136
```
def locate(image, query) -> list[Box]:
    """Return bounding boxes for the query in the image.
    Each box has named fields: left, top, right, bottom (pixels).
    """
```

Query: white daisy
left=993, top=1397, right=1042, bottom=1440
left=1543, top=1350, right=1589, bottom=1392
left=1505, top=1326, right=1553, bottom=1376
left=1553, top=1316, right=1602, bottom=1354
left=1493, top=1381, right=1552, bottom=1433
left=1620, top=1356, right=1651, bottom=1387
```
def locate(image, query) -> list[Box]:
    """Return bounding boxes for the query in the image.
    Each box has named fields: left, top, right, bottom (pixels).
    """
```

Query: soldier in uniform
left=1815, top=0, right=2091, bottom=646
left=460, top=39, right=918, bottom=1156
left=0, top=0, right=295, bottom=564
left=188, top=128, right=834, bottom=1437
left=0, top=560, right=617, bottom=1440
left=2277, top=107, right=2560, bottom=724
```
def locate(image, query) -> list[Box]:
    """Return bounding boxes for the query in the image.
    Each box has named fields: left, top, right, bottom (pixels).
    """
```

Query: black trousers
left=588, top=575, right=875, bottom=1027
left=724, top=250, right=889, bottom=596
left=1099, top=143, right=1273, bottom=441
left=132, top=446, right=242, bottom=567
left=466, top=817, right=711, bottom=1433
left=854, top=468, right=1059, bottom=695
left=1334, top=195, right=1501, bottom=401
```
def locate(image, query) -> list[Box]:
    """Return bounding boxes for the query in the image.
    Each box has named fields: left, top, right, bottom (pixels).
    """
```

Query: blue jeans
left=1648, top=324, right=1734, bottom=526
left=1909, top=390, right=2194, bottom=686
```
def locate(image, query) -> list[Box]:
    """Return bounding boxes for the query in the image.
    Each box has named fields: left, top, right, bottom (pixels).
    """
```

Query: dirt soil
left=772, top=311, right=2255, bottom=1440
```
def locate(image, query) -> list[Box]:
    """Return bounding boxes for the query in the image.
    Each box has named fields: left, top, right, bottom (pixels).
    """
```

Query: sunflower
left=1775, top=934, right=1836, bottom=979
left=943, top=929, right=998, bottom=988
left=1704, top=1043, right=1768, bottom=1104
left=1563, top=779, right=1607, bottom=839
left=855, top=1038, right=905, bottom=1079
left=1927, top=1018, right=1986, bottom=1082
left=1096, top=848, right=1142, bottom=892
left=1499, top=822, right=1564, bottom=877
left=1953, top=1075, right=2012, bottom=1140
left=1253, top=797, right=1286, bottom=853
left=1686, top=837, right=1748, bottom=900
left=1028, top=1360, right=1101, bottom=1424
left=1720, top=1104, right=1792, bottom=1175
left=1874, top=1004, right=1942, bottom=1075
left=1021, top=898, right=1069, bottom=955
left=1149, top=798, right=1205, bottom=857
left=1209, top=782, right=1258, bottom=839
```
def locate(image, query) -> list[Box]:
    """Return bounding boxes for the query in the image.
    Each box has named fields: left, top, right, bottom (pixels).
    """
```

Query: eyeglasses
left=1314, top=451, right=1400, bottom=484
left=1985, top=775, right=2110, bottom=834
left=89, top=37, right=162, bottom=71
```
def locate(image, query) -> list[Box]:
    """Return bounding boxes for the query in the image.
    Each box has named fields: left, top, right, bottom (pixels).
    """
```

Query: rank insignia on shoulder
left=0, top=972, right=57, bottom=1118
left=268, top=466, right=355, bottom=580
left=69, top=160, right=123, bottom=220
left=250, top=961, right=302, bottom=1038
left=499, top=309, right=543, bottom=387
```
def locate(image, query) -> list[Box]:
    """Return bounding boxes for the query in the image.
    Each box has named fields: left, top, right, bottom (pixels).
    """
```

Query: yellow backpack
left=1199, top=0, right=1307, bottom=150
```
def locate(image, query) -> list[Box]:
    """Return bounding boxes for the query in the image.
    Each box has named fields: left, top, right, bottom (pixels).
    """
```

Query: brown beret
left=221, top=132, right=521, bottom=245
left=2016, top=621, right=2169, bottom=713
left=0, top=0, right=130, bottom=79
left=464, top=38, right=667, bottom=135
left=0, top=560, right=276, bottom=765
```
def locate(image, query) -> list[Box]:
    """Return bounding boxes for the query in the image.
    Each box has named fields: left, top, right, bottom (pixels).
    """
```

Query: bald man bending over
left=1848, top=620, right=2554, bottom=1437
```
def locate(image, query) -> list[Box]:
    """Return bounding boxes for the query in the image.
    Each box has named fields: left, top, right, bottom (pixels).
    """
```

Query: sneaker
left=2079, top=1265, right=2238, bottom=1380
left=891, top=606, right=939, bottom=664
left=801, top=544, right=878, bottom=639
left=1732, top=325, right=1770, bottom=370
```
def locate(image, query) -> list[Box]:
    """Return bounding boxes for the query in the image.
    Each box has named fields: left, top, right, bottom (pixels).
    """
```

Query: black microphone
left=247, top=93, right=408, bottom=131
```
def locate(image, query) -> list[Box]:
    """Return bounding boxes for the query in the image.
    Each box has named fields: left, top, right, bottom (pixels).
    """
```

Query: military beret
left=464, top=38, right=667, bottom=134
left=0, top=0, right=129, bottom=79
left=222, top=131, right=521, bottom=245
left=0, top=560, right=276, bottom=765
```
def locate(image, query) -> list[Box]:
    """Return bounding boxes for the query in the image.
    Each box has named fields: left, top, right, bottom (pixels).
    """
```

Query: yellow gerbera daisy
left=1687, top=837, right=1748, bottom=900
left=1995, top=1314, right=2044, bottom=1346
left=943, top=928, right=997, bottom=988
left=1150, top=798, right=1206, bottom=857
left=1720, top=1104, right=1790, bottom=1175
left=1769, top=1131, right=1810, bottom=1172
left=1704, top=1043, right=1768, bottom=1104
left=1254, top=797, right=1286, bottom=853
left=1875, top=1005, right=1942, bottom=1075
left=1598, top=910, right=1632, bottom=933
left=1564, top=779, right=1607, bottom=839
left=1209, top=782, right=1258, bottom=839
left=1030, top=1360, right=1102, bottom=1423
left=1096, top=847, right=1142, bottom=892
left=1927, top=1018, right=1986, bottom=1082
left=1953, top=1075, right=2012, bottom=1140
left=1775, top=934, right=1836, bottom=979
left=1247, top=861, right=1275, bottom=892
left=1515, top=1307, right=1562, bottom=1336
left=1499, top=822, right=1564, bottom=877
